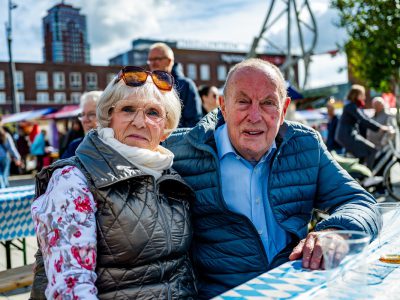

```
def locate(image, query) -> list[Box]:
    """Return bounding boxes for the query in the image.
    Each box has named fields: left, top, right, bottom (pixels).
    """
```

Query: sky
left=0, top=0, right=349, bottom=89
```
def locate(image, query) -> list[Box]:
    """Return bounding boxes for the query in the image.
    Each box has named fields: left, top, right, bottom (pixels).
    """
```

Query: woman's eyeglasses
left=110, top=104, right=167, bottom=126
left=114, top=66, right=174, bottom=91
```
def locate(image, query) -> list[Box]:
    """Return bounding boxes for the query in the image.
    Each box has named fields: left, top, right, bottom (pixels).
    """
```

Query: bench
left=0, top=263, right=33, bottom=293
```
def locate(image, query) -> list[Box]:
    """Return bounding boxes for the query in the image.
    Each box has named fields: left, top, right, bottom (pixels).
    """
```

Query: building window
left=15, top=71, right=24, bottom=89
left=0, top=71, right=5, bottom=89
left=187, top=64, right=197, bottom=80
left=69, top=72, right=82, bottom=89
left=35, top=71, right=48, bottom=90
left=17, top=92, right=25, bottom=103
left=37, top=92, right=49, bottom=103
left=53, top=72, right=65, bottom=90
left=107, top=73, right=116, bottom=84
left=70, top=92, right=82, bottom=103
left=54, top=92, right=66, bottom=103
left=217, top=65, right=227, bottom=81
left=200, top=64, right=210, bottom=81
left=86, top=72, right=98, bottom=90
left=0, top=92, right=5, bottom=103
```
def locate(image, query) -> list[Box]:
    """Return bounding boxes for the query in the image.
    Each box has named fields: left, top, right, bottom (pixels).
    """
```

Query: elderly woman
left=31, top=66, right=197, bottom=299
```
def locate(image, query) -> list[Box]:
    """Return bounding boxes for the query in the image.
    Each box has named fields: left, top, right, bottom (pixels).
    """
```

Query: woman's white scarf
left=98, top=128, right=173, bottom=180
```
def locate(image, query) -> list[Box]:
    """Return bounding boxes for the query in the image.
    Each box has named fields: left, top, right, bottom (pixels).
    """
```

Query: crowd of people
left=0, top=41, right=392, bottom=299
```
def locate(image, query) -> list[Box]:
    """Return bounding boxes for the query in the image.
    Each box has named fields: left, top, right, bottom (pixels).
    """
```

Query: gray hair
left=372, top=96, right=386, bottom=107
left=97, top=78, right=181, bottom=134
left=149, top=42, right=174, bottom=60
left=80, top=91, right=102, bottom=108
left=223, top=58, right=287, bottom=102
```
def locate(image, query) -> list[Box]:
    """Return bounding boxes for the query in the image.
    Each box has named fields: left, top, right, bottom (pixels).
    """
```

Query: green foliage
left=331, top=0, right=400, bottom=92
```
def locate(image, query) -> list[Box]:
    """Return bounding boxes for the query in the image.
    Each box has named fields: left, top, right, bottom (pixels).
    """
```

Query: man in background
left=148, top=42, right=202, bottom=127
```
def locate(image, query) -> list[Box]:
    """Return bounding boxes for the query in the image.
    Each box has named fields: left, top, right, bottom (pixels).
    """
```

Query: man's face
left=148, top=48, right=172, bottom=72
left=220, top=66, right=290, bottom=162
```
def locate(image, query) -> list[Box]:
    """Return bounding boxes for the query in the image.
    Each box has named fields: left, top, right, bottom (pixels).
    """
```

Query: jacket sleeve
left=349, top=104, right=382, bottom=132
left=5, top=132, right=21, bottom=160
left=180, top=79, right=203, bottom=127
left=314, top=135, right=379, bottom=239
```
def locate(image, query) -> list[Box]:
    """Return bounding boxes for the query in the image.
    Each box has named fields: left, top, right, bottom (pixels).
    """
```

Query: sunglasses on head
left=114, top=66, right=174, bottom=91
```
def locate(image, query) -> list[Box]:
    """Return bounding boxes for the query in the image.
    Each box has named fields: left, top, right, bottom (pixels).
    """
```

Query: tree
left=331, top=0, right=399, bottom=92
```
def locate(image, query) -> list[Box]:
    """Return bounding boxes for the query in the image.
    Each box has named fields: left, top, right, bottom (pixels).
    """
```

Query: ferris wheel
left=248, top=0, right=318, bottom=90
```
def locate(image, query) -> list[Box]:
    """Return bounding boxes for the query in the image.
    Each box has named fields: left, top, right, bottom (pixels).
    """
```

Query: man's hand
left=288, top=228, right=339, bottom=270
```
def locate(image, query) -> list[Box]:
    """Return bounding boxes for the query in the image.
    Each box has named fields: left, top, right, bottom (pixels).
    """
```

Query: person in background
left=30, top=129, right=47, bottom=172
left=335, top=84, right=392, bottom=168
left=30, top=65, right=197, bottom=299
left=366, top=96, right=396, bottom=151
left=15, top=126, right=30, bottom=174
left=61, top=91, right=102, bottom=159
left=198, top=85, right=220, bottom=116
left=29, top=123, right=40, bottom=144
left=164, top=59, right=379, bottom=299
left=58, top=118, right=84, bottom=157
left=326, top=97, right=343, bottom=153
left=0, top=119, right=21, bottom=187
left=148, top=42, right=202, bottom=127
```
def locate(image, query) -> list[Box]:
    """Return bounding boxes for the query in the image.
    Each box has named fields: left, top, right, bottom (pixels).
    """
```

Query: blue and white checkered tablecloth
left=213, top=260, right=326, bottom=300
left=0, top=185, right=36, bottom=241
left=214, top=213, right=400, bottom=300
left=214, top=258, right=400, bottom=300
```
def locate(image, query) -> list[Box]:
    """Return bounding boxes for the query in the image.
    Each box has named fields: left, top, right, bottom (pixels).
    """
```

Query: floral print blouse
left=32, top=166, right=98, bottom=299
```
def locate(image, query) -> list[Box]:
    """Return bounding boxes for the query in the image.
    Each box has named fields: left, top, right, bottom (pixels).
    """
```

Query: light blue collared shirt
left=214, top=124, right=290, bottom=261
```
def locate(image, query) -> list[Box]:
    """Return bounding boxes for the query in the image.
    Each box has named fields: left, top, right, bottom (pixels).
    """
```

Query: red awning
left=43, top=105, right=81, bottom=119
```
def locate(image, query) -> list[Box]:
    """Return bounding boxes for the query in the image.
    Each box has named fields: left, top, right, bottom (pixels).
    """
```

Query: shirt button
left=236, top=155, right=241, bottom=160
left=256, top=198, right=261, bottom=204
left=258, top=229, right=263, bottom=235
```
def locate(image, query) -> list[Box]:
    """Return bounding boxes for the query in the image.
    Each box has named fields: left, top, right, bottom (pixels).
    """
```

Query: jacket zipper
left=195, top=141, right=270, bottom=267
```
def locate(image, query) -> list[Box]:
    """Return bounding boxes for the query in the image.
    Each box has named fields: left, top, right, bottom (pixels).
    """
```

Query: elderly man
left=148, top=42, right=202, bottom=127
left=367, top=96, right=396, bottom=151
left=61, top=91, right=101, bottom=158
left=164, top=58, right=379, bottom=299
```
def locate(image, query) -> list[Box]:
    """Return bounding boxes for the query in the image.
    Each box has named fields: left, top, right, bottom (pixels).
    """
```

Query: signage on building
left=220, top=54, right=246, bottom=64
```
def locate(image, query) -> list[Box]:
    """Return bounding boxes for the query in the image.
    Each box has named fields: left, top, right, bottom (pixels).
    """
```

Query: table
left=214, top=213, right=400, bottom=299
left=0, top=185, right=36, bottom=269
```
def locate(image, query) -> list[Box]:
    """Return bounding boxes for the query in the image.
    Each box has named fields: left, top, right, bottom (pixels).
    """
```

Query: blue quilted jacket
left=164, top=111, right=379, bottom=299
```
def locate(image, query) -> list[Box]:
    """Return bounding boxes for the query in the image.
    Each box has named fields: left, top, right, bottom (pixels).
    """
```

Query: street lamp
left=5, top=0, right=19, bottom=113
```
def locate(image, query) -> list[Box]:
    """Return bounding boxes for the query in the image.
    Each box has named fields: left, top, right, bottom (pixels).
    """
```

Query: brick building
left=0, top=62, right=121, bottom=114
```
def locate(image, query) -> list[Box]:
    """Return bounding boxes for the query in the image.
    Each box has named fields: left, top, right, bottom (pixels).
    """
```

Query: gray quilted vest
left=30, top=130, right=197, bottom=299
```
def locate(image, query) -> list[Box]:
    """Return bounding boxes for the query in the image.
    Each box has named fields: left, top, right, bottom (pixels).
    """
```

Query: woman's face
left=109, top=94, right=168, bottom=151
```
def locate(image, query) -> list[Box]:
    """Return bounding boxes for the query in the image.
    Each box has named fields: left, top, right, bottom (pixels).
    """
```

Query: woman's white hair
left=97, top=77, right=181, bottom=135
left=80, top=91, right=102, bottom=108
